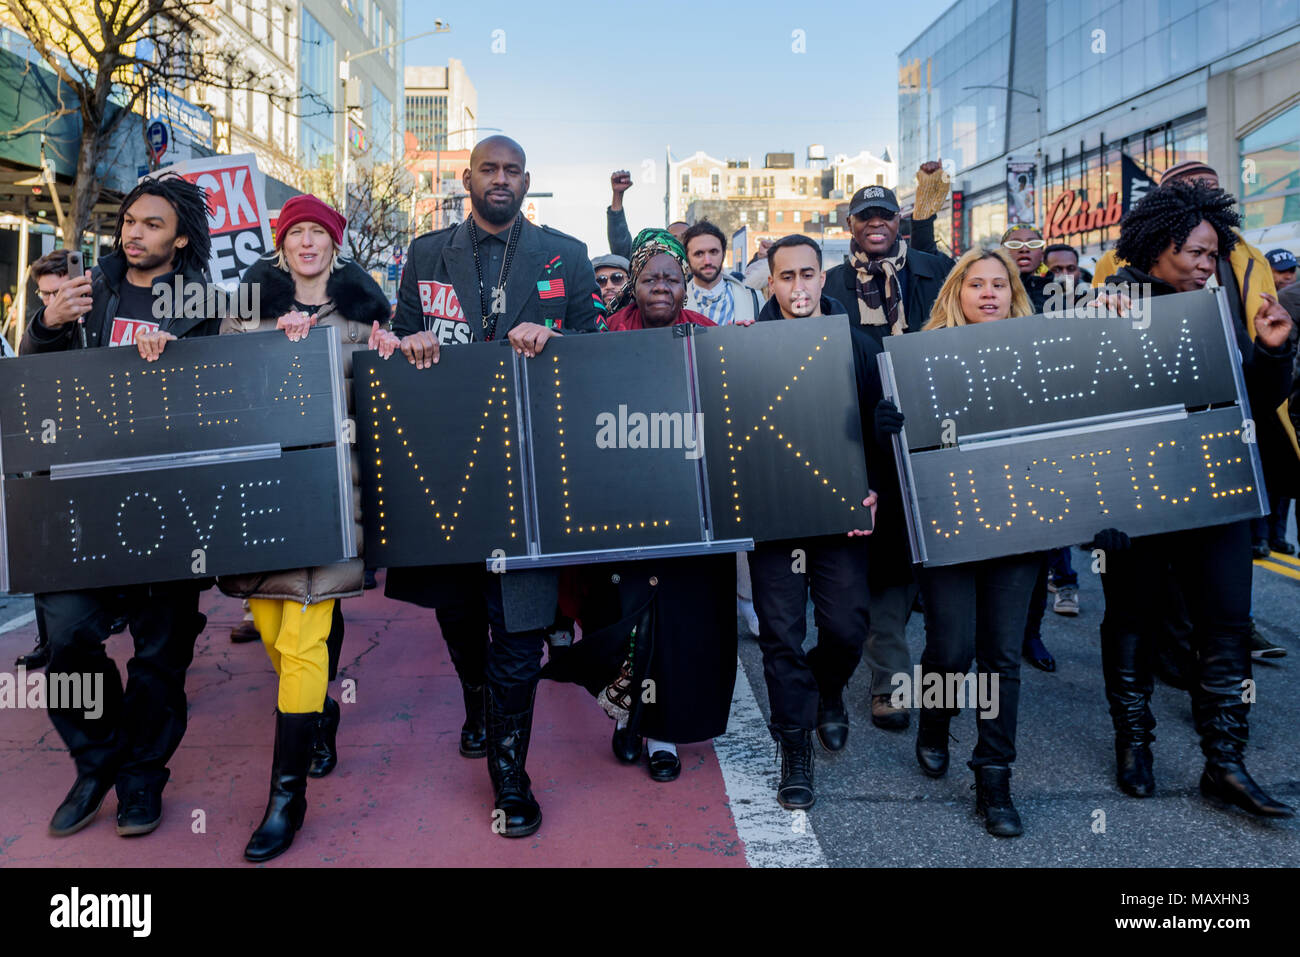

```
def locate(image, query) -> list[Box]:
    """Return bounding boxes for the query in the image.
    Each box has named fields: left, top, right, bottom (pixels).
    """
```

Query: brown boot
left=871, top=694, right=910, bottom=731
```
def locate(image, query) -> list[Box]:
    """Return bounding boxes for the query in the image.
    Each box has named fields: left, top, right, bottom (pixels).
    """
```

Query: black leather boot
left=1115, top=740, right=1155, bottom=798
left=815, top=687, right=849, bottom=752
left=15, top=634, right=50, bottom=669
left=915, top=708, right=952, bottom=778
left=49, top=773, right=114, bottom=836
left=459, top=682, right=487, bottom=759
left=972, top=764, right=1023, bottom=837
left=308, top=696, right=340, bottom=778
left=485, top=687, right=541, bottom=837
left=772, top=725, right=815, bottom=810
left=244, top=710, right=316, bottom=862
left=1101, top=626, right=1156, bottom=797
left=1193, top=628, right=1295, bottom=818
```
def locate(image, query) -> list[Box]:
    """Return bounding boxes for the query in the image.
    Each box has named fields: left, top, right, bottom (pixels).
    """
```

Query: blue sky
left=402, top=0, right=956, bottom=251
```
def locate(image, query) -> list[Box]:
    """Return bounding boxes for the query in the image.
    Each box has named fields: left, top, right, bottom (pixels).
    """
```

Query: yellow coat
left=1093, top=238, right=1300, bottom=465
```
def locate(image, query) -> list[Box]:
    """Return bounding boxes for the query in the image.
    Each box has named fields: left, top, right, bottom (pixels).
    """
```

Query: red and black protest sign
left=147, top=153, right=273, bottom=286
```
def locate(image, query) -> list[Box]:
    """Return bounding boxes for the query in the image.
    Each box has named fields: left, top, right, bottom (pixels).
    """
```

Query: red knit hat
left=275, top=195, right=346, bottom=250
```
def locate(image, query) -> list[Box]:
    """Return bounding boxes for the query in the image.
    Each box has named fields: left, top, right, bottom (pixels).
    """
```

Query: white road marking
left=714, top=659, right=828, bottom=868
left=0, top=610, right=36, bottom=635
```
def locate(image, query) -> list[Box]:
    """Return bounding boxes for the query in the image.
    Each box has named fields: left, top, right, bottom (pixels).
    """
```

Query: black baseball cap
left=848, top=185, right=900, bottom=217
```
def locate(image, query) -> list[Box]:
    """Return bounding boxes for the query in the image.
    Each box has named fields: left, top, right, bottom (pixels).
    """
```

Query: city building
left=297, top=0, right=404, bottom=181
left=668, top=146, right=895, bottom=250
left=403, top=61, right=478, bottom=233
left=405, top=61, right=477, bottom=151
left=898, top=0, right=1300, bottom=258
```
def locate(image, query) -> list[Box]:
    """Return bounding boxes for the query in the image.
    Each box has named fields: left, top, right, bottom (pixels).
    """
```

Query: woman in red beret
left=219, top=195, right=400, bottom=861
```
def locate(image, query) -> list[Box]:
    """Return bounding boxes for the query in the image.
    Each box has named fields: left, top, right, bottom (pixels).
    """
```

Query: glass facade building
left=899, top=0, right=1300, bottom=254
left=299, top=10, right=336, bottom=171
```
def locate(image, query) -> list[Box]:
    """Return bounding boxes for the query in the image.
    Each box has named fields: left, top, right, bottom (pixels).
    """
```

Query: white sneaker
left=1053, top=586, right=1079, bottom=616
left=738, top=598, right=759, bottom=637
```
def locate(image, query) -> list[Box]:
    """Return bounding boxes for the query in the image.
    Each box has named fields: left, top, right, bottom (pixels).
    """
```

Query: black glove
left=1088, top=528, right=1130, bottom=553
left=874, top=399, right=905, bottom=445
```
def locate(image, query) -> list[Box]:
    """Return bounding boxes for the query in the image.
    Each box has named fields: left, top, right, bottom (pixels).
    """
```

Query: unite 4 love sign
left=0, top=333, right=355, bottom=593
left=880, top=289, right=1266, bottom=566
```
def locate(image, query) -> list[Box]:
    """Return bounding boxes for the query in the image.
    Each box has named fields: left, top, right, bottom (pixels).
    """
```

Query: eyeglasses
left=37, top=289, right=57, bottom=301
left=595, top=272, right=627, bottom=286
left=1002, top=239, right=1045, bottom=249
left=855, top=207, right=897, bottom=222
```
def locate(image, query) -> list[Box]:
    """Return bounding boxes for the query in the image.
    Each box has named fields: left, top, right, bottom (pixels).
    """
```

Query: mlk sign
left=354, top=316, right=872, bottom=569
left=880, top=289, right=1265, bottom=566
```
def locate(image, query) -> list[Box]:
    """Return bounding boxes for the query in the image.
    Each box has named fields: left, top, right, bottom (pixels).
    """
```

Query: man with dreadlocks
left=1091, top=180, right=1295, bottom=818
left=21, top=173, right=223, bottom=839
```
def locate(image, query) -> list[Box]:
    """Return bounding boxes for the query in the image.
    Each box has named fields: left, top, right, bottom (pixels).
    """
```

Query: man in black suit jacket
left=387, top=135, right=604, bottom=840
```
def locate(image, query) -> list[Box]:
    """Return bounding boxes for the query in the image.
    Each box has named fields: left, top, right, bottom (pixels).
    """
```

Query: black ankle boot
left=972, top=764, right=1022, bottom=837
left=772, top=725, right=815, bottom=810
left=815, top=688, right=849, bottom=752
left=308, top=696, right=340, bottom=778
left=244, top=710, right=316, bottom=862
left=915, top=709, right=952, bottom=778
left=485, top=688, right=541, bottom=837
left=1115, top=739, right=1155, bottom=797
left=1200, top=760, right=1296, bottom=818
left=459, top=683, right=487, bottom=759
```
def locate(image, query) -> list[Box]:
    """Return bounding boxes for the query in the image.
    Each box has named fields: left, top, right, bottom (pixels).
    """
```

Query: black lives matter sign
left=355, top=316, right=870, bottom=569
left=162, top=153, right=272, bottom=285
left=0, top=333, right=354, bottom=592
left=881, top=289, right=1265, bottom=565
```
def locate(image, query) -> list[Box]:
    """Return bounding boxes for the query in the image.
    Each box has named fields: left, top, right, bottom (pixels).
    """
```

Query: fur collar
left=242, top=256, right=391, bottom=326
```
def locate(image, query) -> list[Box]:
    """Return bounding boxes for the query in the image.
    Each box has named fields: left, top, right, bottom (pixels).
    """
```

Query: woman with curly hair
left=1095, top=181, right=1295, bottom=817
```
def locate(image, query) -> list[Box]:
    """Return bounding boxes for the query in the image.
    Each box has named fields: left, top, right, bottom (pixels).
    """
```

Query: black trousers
left=481, top=574, right=550, bottom=713
left=36, top=581, right=204, bottom=797
left=750, top=535, right=870, bottom=731
left=433, top=595, right=489, bottom=687
left=918, top=553, right=1040, bottom=767
left=1099, top=520, right=1253, bottom=760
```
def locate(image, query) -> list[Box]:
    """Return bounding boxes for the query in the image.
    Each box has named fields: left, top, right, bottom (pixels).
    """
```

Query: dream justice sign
left=880, top=289, right=1266, bottom=566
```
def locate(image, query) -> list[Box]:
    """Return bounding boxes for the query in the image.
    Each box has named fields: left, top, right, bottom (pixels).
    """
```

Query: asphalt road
left=737, top=534, right=1300, bottom=866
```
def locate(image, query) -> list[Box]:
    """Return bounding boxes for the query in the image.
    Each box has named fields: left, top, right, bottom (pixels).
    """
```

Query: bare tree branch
left=0, top=0, right=287, bottom=247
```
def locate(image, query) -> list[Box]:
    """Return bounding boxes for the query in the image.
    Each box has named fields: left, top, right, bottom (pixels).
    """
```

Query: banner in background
left=1122, top=153, right=1158, bottom=214
left=1006, top=159, right=1037, bottom=226
left=145, top=153, right=272, bottom=287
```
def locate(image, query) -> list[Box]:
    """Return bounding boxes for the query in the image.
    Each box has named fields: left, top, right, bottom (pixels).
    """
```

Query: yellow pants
left=248, top=598, right=335, bottom=713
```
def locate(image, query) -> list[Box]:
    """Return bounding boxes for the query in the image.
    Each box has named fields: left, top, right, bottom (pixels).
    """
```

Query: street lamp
left=963, top=83, right=1045, bottom=227
left=433, top=125, right=500, bottom=229
left=339, top=21, right=451, bottom=210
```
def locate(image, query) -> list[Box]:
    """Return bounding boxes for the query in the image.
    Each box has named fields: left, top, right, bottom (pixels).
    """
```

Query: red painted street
left=0, top=574, right=747, bottom=868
